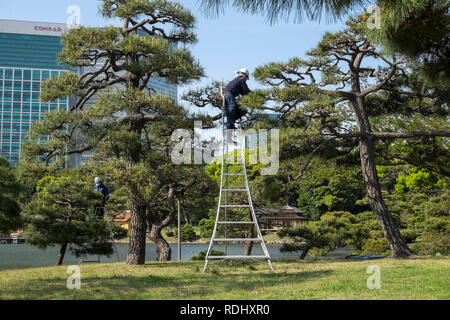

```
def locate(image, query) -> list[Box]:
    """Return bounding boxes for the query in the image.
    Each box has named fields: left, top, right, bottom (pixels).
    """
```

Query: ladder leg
left=202, top=258, right=209, bottom=273
left=239, top=118, right=274, bottom=270
left=224, top=130, right=229, bottom=255
left=203, top=100, right=226, bottom=272
left=104, top=208, right=120, bottom=262
left=267, top=259, right=274, bottom=271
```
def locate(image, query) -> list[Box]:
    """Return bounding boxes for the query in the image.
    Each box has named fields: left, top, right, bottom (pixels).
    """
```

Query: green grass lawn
left=0, top=257, right=448, bottom=300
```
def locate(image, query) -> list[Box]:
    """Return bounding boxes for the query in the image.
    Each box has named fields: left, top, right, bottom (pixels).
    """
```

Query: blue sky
left=1, top=0, right=349, bottom=98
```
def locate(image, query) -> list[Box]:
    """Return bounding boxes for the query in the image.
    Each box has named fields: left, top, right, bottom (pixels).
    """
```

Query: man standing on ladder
left=84, top=176, right=120, bottom=263
left=224, top=68, right=251, bottom=130
left=202, top=67, right=274, bottom=272
left=94, top=177, right=109, bottom=218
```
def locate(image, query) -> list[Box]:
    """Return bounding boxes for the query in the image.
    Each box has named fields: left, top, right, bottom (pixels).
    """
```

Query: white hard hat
left=94, top=177, right=102, bottom=184
left=234, top=68, right=250, bottom=79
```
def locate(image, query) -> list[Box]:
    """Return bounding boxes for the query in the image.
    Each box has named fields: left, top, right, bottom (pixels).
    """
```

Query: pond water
left=0, top=243, right=303, bottom=269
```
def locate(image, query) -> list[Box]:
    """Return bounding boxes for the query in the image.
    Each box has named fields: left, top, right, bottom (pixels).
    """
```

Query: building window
left=23, top=81, right=31, bottom=90
left=22, top=113, right=30, bottom=121
left=12, top=124, right=20, bottom=132
left=3, top=102, right=11, bottom=111
left=32, top=92, right=40, bottom=102
left=32, top=81, right=40, bottom=91
left=23, top=91, right=30, bottom=102
left=2, top=123, right=11, bottom=131
left=3, top=91, right=11, bottom=101
left=3, top=81, right=12, bottom=90
left=23, top=70, right=31, bottom=81
left=13, top=69, right=22, bottom=80
left=13, top=91, right=21, bottom=101
left=5, top=69, right=13, bottom=79
left=32, top=70, right=41, bottom=81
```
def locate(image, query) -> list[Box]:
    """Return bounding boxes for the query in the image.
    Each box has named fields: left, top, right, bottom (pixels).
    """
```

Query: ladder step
left=223, top=189, right=247, bottom=192
left=224, top=173, right=245, bottom=176
left=217, top=221, right=255, bottom=224
left=220, top=205, right=250, bottom=208
left=213, top=238, right=262, bottom=242
left=207, top=255, right=269, bottom=259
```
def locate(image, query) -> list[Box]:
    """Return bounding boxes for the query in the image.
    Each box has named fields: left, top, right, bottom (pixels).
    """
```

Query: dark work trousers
left=224, top=93, right=247, bottom=129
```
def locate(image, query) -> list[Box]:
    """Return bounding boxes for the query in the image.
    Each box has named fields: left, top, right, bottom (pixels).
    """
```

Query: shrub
left=417, top=216, right=450, bottom=255
left=174, top=224, right=197, bottom=242
left=361, top=233, right=390, bottom=255
left=111, top=225, right=128, bottom=239
left=411, top=242, right=422, bottom=255
left=165, top=229, right=175, bottom=237
left=191, top=249, right=224, bottom=260
left=400, top=229, right=418, bottom=243
left=278, top=211, right=354, bottom=258
left=198, top=218, right=215, bottom=238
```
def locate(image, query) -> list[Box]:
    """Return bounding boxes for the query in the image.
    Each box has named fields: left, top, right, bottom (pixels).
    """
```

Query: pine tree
left=201, top=1, right=449, bottom=80
left=200, top=0, right=367, bottom=23
left=367, top=0, right=449, bottom=81
left=239, top=17, right=449, bottom=257
left=23, top=171, right=113, bottom=265
left=23, top=0, right=204, bottom=265
left=0, top=158, right=22, bottom=234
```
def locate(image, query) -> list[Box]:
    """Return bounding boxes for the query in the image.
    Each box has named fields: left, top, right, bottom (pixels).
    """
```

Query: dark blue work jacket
left=94, top=183, right=109, bottom=204
left=224, top=76, right=251, bottom=97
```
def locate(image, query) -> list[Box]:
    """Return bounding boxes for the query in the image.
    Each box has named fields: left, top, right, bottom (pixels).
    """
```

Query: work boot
left=226, top=129, right=240, bottom=146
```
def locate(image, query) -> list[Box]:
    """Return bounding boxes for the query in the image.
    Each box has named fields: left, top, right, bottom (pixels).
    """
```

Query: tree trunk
left=145, top=187, right=176, bottom=261
left=358, top=136, right=413, bottom=257
left=126, top=196, right=147, bottom=265
left=183, top=207, right=191, bottom=225
left=352, top=96, right=413, bottom=257
left=244, top=240, right=254, bottom=255
left=147, top=225, right=172, bottom=261
left=56, top=242, right=68, bottom=266
left=244, top=212, right=254, bottom=255
left=299, top=246, right=310, bottom=260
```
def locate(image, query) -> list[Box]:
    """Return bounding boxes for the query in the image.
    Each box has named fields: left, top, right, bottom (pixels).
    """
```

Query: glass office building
left=0, top=20, right=70, bottom=164
left=0, top=19, right=177, bottom=165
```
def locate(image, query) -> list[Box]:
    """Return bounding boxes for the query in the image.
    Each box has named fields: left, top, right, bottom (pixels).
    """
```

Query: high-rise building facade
left=0, top=20, right=71, bottom=164
left=0, top=19, right=177, bottom=165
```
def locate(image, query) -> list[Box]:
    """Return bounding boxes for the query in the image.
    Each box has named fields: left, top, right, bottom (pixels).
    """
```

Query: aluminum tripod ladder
left=203, top=90, right=274, bottom=272
left=79, top=207, right=120, bottom=264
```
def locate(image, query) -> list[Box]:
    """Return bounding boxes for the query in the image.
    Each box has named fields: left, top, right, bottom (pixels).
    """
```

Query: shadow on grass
left=1, top=262, right=334, bottom=299
left=1, top=273, right=172, bottom=299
